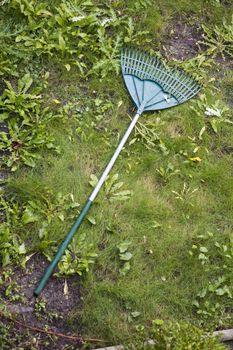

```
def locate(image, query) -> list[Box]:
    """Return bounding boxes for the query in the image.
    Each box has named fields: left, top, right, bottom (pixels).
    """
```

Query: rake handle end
left=34, top=199, right=92, bottom=297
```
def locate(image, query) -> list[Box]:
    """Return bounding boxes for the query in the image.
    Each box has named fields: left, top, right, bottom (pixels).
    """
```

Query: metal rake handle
left=34, top=111, right=141, bottom=296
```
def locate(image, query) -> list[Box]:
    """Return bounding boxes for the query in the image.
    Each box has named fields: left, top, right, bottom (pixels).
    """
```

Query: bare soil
left=0, top=254, right=84, bottom=349
left=161, top=21, right=202, bottom=60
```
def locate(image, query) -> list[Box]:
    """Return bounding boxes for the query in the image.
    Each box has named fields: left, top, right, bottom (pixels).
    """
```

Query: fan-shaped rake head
left=121, top=47, right=201, bottom=113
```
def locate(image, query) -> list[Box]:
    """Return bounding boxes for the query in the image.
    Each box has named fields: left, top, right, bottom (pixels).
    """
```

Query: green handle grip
left=34, top=199, right=92, bottom=296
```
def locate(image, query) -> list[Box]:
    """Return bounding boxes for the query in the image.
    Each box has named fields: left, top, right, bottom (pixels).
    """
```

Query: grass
left=0, top=0, right=233, bottom=348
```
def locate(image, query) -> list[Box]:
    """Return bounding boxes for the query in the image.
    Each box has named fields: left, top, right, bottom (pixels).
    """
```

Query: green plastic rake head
left=121, top=47, right=201, bottom=113
left=34, top=47, right=201, bottom=297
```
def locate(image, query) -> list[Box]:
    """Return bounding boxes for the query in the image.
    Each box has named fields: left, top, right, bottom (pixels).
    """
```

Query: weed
left=56, top=233, right=97, bottom=276
left=117, top=240, right=133, bottom=276
left=190, top=232, right=233, bottom=327
left=0, top=73, right=61, bottom=170
left=34, top=298, right=47, bottom=319
left=89, top=173, right=132, bottom=202
left=0, top=270, right=24, bottom=302
left=130, top=117, right=169, bottom=155
left=156, top=163, right=180, bottom=183
left=178, top=54, right=216, bottom=86
left=20, top=188, right=81, bottom=258
left=0, top=51, right=17, bottom=77
left=133, top=0, right=153, bottom=10
left=191, top=94, right=233, bottom=136
left=200, top=16, right=233, bottom=59
left=0, top=193, right=28, bottom=267
left=126, top=320, right=227, bottom=349
left=1, top=0, right=150, bottom=76
left=0, top=186, right=83, bottom=270
left=172, top=182, right=199, bottom=207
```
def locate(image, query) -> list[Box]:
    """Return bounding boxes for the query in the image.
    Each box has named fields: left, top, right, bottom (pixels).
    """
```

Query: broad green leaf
left=152, top=220, right=161, bottom=228
left=110, top=181, right=124, bottom=193
left=198, top=126, right=206, bottom=140
left=18, top=73, right=33, bottom=94
left=58, top=213, right=65, bottom=221
left=192, top=300, right=199, bottom=308
left=129, top=138, right=137, bottom=145
left=0, top=112, right=9, bottom=121
left=210, top=119, right=218, bottom=133
left=23, top=157, right=36, bottom=168
left=22, top=208, right=39, bottom=224
left=18, top=243, right=26, bottom=254
left=87, top=216, right=96, bottom=225
left=198, top=253, right=207, bottom=260
left=200, top=246, right=208, bottom=253
left=2, top=252, right=10, bottom=266
left=110, top=190, right=132, bottom=202
left=189, top=157, right=202, bottom=162
left=119, top=261, right=130, bottom=276
left=153, top=319, right=164, bottom=326
left=65, top=64, right=71, bottom=71
left=89, top=174, right=98, bottom=187
left=11, top=164, right=18, bottom=172
left=197, top=288, right=207, bottom=298
left=105, top=173, right=119, bottom=193
left=216, top=286, right=232, bottom=298
left=117, top=240, right=131, bottom=253
left=38, top=224, right=47, bottom=239
left=120, top=251, right=133, bottom=261
left=58, top=33, right=66, bottom=51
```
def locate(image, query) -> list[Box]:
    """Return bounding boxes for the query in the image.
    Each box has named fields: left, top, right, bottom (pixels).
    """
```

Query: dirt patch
left=161, top=21, right=202, bottom=60
left=226, top=341, right=233, bottom=350
left=0, top=169, right=8, bottom=182
left=220, top=144, right=233, bottom=155
left=0, top=80, right=5, bottom=96
left=0, top=254, right=84, bottom=349
left=213, top=56, right=233, bottom=107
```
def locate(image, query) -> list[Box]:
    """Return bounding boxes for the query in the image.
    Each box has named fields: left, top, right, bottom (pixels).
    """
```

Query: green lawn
left=0, top=1, right=232, bottom=349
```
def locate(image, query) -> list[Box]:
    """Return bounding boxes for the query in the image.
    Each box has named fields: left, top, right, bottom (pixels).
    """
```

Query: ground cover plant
left=0, top=0, right=233, bottom=349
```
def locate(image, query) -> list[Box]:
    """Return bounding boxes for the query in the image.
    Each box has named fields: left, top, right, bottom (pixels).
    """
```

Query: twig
left=0, top=310, right=109, bottom=344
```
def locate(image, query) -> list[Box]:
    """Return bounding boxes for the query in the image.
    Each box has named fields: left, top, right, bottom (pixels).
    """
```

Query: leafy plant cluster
left=126, top=320, right=226, bottom=350
left=89, top=173, right=132, bottom=202
left=174, top=15, right=233, bottom=86
left=201, top=15, right=233, bottom=59
left=117, top=240, right=133, bottom=276
left=0, top=0, right=149, bottom=77
left=0, top=187, right=98, bottom=277
left=189, top=231, right=233, bottom=327
left=191, top=94, right=232, bottom=136
left=0, top=269, right=24, bottom=303
left=0, top=73, right=62, bottom=170
left=74, top=96, right=115, bottom=142
left=0, top=193, right=28, bottom=267
left=156, top=163, right=180, bottom=183
left=129, top=116, right=170, bottom=156
left=57, top=233, right=97, bottom=276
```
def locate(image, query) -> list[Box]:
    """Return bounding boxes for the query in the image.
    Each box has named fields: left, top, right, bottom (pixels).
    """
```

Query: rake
left=34, top=47, right=201, bottom=296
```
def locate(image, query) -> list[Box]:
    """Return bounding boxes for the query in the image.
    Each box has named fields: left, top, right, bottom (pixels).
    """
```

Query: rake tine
left=147, top=56, right=156, bottom=80
left=150, top=57, right=161, bottom=82
left=142, top=51, right=151, bottom=79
